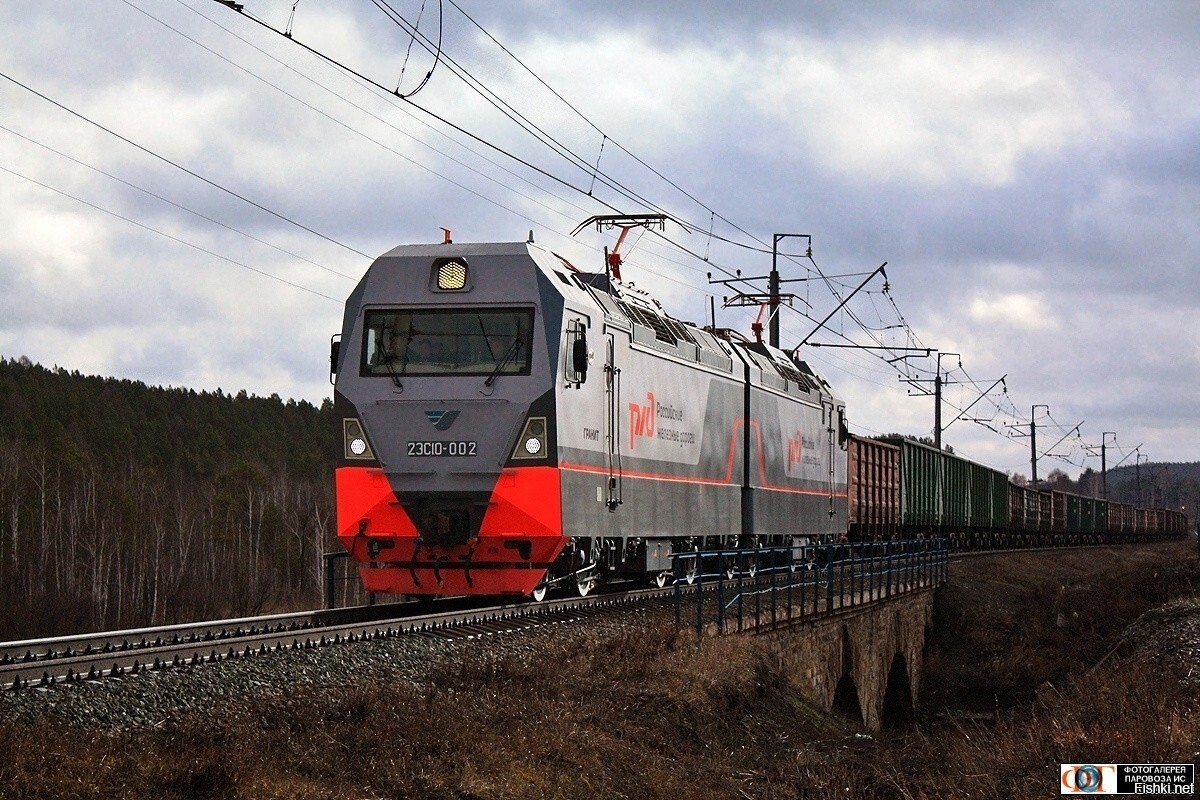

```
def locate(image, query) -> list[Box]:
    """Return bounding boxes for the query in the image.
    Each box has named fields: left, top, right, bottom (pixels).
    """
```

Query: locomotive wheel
left=572, top=538, right=600, bottom=597
left=724, top=554, right=758, bottom=580
left=680, top=554, right=699, bottom=585
left=573, top=570, right=596, bottom=597
left=744, top=554, right=759, bottom=578
left=530, top=581, right=549, bottom=602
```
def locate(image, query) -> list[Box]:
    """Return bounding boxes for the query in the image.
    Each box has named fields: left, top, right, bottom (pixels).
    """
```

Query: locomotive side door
left=561, top=313, right=616, bottom=510
left=824, top=398, right=837, bottom=518
left=602, top=330, right=622, bottom=511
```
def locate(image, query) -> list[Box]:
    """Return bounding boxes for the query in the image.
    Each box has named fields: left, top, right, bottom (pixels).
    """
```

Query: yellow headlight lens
left=437, top=260, right=468, bottom=290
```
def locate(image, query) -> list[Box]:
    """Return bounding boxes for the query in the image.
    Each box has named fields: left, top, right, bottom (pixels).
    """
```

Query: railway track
left=0, top=586, right=673, bottom=691
left=5, top=538, right=1173, bottom=692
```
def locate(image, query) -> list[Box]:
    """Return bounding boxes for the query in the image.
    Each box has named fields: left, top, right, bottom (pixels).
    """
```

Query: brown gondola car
left=1009, top=482, right=1035, bottom=533
left=1110, top=502, right=1134, bottom=535
left=1007, top=483, right=1054, bottom=544
left=847, top=435, right=899, bottom=541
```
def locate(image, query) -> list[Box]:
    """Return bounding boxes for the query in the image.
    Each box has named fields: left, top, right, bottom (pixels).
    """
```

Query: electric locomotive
left=331, top=236, right=851, bottom=598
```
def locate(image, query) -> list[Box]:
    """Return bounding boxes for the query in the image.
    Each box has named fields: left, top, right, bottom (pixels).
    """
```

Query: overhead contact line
left=0, top=68, right=371, bottom=262
left=0, top=164, right=343, bottom=303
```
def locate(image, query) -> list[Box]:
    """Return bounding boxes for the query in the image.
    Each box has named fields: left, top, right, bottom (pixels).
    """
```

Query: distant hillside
left=1107, top=461, right=1200, bottom=518
left=1110, top=461, right=1200, bottom=486
left=1032, top=460, right=1198, bottom=523
left=0, top=357, right=337, bottom=639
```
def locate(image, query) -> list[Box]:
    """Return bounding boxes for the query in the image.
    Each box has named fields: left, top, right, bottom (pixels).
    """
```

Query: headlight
left=343, top=418, right=375, bottom=460
left=434, top=258, right=469, bottom=291
left=512, top=416, right=548, bottom=460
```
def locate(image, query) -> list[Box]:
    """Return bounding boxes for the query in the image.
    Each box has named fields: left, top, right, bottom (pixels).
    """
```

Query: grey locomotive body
left=333, top=239, right=849, bottom=597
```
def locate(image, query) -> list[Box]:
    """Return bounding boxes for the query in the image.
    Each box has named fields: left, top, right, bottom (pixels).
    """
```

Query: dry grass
left=925, top=541, right=1200, bottom=711
left=1, top=541, right=1197, bottom=799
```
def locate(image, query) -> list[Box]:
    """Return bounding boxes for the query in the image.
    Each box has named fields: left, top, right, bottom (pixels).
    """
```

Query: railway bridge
left=771, top=591, right=933, bottom=732
left=675, top=540, right=943, bottom=731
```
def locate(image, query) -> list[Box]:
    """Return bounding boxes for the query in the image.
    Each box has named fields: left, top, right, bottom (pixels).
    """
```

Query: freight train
left=846, top=435, right=1188, bottom=548
left=331, top=237, right=1187, bottom=599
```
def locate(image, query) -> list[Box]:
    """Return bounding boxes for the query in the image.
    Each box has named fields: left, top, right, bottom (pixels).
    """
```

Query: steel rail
left=0, top=585, right=675, bottom=691
left=0, top=602, right=425, bottom=669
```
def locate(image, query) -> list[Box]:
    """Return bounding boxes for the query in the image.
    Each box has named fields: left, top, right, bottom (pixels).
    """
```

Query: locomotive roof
left=376, top=240, right=533, bottom=259
left=362, top=238, right=842, bottom=407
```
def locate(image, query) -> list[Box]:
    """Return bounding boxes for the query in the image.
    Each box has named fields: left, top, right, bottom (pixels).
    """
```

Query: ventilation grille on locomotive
left=616, top=300, right=696, bottom=346
left=775, top=361, right=818, bottom=393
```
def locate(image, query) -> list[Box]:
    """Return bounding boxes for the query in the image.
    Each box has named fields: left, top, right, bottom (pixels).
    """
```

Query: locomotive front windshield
left=362, top=308, right=534, bottom=377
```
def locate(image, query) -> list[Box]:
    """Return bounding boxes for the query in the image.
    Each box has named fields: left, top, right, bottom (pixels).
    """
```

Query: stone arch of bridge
left=881, top=651, right=915, bottom=730
left=830, top=625, right=864, bottom=723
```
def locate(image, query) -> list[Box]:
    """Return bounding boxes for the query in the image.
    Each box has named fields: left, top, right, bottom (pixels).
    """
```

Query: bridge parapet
left=672, top=540, right=946, bottom=732
left=673, top=539, right=947, bottom=636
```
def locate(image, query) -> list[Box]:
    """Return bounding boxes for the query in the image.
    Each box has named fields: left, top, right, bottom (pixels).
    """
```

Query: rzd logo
left=629, top=392, right=655, bottom=450
left=786, top=432, right=804, bottom=471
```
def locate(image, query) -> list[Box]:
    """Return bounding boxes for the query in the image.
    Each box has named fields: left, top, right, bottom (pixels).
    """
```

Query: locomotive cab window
left=564, top=318, right=588, bottom=386
left=362, top=308, right=534, bottom=377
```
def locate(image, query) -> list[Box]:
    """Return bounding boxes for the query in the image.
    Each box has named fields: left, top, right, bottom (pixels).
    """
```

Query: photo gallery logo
left=1062, top=763, right=1195, bottom=794
left=1061, top=764, right=1115, bottom=794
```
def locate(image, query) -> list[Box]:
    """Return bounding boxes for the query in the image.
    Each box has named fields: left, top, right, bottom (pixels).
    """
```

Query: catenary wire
left=0, top=163, right=341, bottom=303
left=90, top=4, right=1104, bottom=463
left=0, top=68, right=371, bottom=261
left=0, top=122, right=358, bottom=282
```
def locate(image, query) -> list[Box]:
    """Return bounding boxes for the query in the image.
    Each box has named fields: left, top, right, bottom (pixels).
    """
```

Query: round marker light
left=344, top=418, right=374, bottom=460
left=513, top=416, right=548, bottom=460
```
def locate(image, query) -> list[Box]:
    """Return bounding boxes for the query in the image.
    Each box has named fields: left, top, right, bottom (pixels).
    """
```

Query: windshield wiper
left=484, top=339, right=523, bottom=387
left=380, top=353, right=404, bottom=388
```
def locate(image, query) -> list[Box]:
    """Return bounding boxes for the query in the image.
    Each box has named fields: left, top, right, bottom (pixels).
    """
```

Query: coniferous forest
left=0, top=357, right=337, bottom=640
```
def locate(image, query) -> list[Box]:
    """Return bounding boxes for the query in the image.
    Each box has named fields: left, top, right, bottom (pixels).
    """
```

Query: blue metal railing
left=673, top=539, right=948, bottom=635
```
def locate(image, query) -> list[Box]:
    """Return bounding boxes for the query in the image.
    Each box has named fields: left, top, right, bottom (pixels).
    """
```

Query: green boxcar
left=1081, top=496, right=1095, bottom=533
left=880, top=437, right=1009, bottom=532
left=972, top=461, right=1009, bottom=529
left=889, top=437, right=940, bottom=526
left=1056, top=492, right=1108, bottom=534
left=1065, top=493, right=1082, bottom=533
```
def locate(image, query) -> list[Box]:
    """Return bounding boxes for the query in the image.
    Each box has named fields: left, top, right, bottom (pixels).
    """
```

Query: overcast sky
left=1, top=0, right=1197, bottom=477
